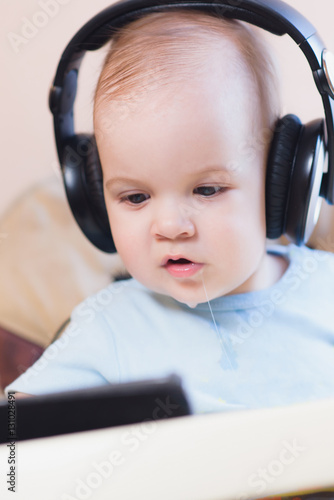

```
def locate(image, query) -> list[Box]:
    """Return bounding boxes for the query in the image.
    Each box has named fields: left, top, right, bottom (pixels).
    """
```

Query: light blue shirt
left=6, top=245, right=334, bottom=414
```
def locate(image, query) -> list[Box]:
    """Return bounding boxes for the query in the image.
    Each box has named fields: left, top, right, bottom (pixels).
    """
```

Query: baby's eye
left=121, top=193, right=149, bottom=205
left=193, top=186, right=223, bottom=197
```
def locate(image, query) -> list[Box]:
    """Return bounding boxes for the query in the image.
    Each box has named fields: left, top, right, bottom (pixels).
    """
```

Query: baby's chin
left=134, top=274, right=221, bottom=308
left=168, top=289, right=217, bottom=309
left=158, top=288, right=201, bottom=308
left=184, top=300, right=200, bottom=309
left=176, top=294, right=218, bottom=309
left=173, top=286, right=230, bottom=308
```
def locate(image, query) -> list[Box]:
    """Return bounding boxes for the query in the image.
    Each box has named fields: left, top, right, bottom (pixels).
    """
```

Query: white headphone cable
left=200, top=272, right=234, bottom=370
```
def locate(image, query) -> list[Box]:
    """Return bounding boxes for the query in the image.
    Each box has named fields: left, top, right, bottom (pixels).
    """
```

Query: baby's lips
left=161, top=254, right=194, bottom=266
left=163, top=259, right=204, bottom=278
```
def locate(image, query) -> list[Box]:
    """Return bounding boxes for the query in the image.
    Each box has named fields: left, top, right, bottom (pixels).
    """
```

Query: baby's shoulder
left=287, top=244, right=334, bottom=273
left=272, top=243, right=333, bottom=270
left=280, top=244, right=334, bottom=302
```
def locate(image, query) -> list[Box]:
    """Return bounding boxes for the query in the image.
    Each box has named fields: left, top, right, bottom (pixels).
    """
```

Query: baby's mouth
left=167, top=258, right=192, bottom=265
left=161, top=255, right=194, bottom=267
left=162, top=256, right=204, bottom=277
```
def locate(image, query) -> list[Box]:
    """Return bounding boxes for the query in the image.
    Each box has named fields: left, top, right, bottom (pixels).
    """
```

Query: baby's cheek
left=108, top=217, right=131, bottom=256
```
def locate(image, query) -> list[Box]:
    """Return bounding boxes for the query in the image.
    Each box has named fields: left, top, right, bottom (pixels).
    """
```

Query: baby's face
left=95, top=62, right=273, bottom=306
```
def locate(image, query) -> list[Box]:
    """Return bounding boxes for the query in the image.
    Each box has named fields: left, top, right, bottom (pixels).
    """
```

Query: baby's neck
left=260, top=251, right=289, bottom=290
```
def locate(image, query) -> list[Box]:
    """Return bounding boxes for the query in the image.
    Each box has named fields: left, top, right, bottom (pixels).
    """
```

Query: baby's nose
left=151, top=202, right=196, bottom=240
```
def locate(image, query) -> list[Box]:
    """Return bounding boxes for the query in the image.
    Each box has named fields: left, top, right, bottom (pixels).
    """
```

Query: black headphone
left=49, top=0, right=334, bottom=252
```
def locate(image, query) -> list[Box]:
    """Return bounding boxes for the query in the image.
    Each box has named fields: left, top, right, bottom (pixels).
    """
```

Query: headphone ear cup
left=61, top=134, right=117, bottom=253
left=265, top=114, right=302, bottom=240
left=284, top=118, right=325, bottom=245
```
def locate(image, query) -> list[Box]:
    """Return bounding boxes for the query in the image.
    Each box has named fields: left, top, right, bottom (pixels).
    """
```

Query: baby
left=6, top=8, right=334, bottom=414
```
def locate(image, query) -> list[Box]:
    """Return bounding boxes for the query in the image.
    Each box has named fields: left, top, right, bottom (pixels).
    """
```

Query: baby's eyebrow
left=105, top=165, right=233, bottom=190
left=184, top=165, right=236, bottom=182
left=105, top=177, right=145, bottom=190
left=194, top=165, right=234, bottom=176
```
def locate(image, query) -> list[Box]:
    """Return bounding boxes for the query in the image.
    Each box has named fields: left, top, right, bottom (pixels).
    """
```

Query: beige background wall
left=1, top=0, right=334, bottom=218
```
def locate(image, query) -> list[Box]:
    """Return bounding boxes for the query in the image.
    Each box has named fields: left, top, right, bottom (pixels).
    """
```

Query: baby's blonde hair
left=94, top=10, right=281, bottom=133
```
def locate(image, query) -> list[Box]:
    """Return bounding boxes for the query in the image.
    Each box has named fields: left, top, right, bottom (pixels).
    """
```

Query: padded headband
left=49, top=0, right=334, bottom=204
